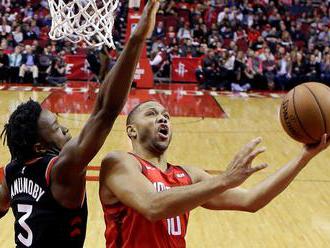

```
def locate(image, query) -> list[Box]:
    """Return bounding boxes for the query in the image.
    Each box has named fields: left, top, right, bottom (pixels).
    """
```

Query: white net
left=48, top=0, right=119, bottom=48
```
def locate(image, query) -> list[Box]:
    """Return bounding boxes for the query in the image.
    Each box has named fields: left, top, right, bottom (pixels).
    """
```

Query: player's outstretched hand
left=222, top=137, right=268, bottom=188
left=302, top=134, right=330, bottom=160
left=133, top=0, right=160, bottom=40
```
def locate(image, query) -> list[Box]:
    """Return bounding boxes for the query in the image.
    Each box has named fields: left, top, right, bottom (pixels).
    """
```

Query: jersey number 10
left=167, top=216, right=181, bottom=236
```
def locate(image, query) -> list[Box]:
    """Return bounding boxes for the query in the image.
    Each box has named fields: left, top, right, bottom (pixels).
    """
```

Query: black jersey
left=5, top=155, right=88, bottom=248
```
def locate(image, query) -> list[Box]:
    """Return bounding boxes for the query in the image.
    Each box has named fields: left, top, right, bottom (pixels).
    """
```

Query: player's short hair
left=126, top=101, right=156, bottom=126
left=1, top=100, right=42, bottom=162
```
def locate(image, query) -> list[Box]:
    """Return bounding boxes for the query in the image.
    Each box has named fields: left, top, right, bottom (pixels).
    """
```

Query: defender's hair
left=1, top=100, right=42, bottom=162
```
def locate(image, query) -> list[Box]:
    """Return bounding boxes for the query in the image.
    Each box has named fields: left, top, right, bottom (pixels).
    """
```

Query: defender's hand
left=143, top=0, right=160, bottom=38
left=132, top=0, right=160, bottom=40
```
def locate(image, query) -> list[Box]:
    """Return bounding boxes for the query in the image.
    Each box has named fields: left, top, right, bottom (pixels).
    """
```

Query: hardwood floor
left=1, top=90, right=330, bottom=247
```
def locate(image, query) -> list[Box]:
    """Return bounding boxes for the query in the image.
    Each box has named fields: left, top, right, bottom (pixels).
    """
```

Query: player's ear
left=33, top=143, right=47, bottom=154
left=127, top=125, right=137, bottom=139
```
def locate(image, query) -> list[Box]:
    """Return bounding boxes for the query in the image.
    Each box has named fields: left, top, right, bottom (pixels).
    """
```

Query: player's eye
left=146, top=111, right=156, bottom=116
left=54, top=125, right=61, bottom=130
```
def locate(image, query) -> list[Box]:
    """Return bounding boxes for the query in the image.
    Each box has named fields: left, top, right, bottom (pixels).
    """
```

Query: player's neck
left=132, top=145, right=168, bottom=171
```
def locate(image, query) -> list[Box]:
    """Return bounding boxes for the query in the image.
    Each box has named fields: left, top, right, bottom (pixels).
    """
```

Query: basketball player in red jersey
left=0, top=1, right=159, bottom=247
left=99, top=100, right=330, bottom=248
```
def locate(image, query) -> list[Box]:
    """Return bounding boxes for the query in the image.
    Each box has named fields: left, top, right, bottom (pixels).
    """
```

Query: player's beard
left=150, top=133, right=171, bottom=155
left=149, top=141, right=165, bottom=153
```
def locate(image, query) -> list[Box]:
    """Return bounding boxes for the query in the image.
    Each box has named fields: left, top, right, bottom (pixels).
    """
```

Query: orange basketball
left=280, top=82, right=330, bottom=144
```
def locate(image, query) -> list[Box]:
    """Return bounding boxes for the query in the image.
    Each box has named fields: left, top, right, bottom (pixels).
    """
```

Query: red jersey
left=102, top=153, right=192, bottom=248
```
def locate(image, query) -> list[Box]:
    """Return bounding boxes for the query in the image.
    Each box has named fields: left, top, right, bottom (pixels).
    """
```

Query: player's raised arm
left=99, top=138, right=267, bottom=221
left=51, top=0, right=160, bottom=208
left=198, top=134, right=330, bottom=212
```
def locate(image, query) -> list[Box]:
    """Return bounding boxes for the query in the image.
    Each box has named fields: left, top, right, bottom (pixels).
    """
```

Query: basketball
left=280, top=82, right=330, bottom=144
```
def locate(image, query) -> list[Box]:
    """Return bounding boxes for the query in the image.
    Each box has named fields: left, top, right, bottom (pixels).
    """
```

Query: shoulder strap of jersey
left=4, top=161, right=16, bottom=185
left=127, top=152, right=150, bottom=174
left=170, top=164, right=193, bottom=185
left=45, top=156, right=59, bottom=187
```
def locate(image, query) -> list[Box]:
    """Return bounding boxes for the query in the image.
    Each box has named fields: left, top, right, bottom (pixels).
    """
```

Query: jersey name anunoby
left=10, top=177, right=45, bottom=202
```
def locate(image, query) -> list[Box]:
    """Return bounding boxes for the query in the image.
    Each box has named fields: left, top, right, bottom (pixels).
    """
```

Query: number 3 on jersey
left=17, top=204, right=33, bottom=247
left=167, top=216, right=181, bottom=235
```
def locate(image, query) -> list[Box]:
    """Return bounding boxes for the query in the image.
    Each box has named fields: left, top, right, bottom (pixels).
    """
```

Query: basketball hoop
left=48, top=0, right=119, bottom=48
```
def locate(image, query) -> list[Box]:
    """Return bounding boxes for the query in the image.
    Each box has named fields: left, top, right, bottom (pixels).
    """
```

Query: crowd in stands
left=0, top=0, right=126, bottom=85
left=1, top=0, right=330, bottom=92
left=150, top=0, right=330, bottom=91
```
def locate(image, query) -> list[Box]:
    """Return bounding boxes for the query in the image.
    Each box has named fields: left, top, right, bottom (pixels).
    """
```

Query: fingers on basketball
left=321, top=134, right=330, bottom=149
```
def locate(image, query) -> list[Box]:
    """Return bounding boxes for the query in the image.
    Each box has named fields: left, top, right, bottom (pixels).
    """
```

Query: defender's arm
left=51, top=0, right=160, bottom=208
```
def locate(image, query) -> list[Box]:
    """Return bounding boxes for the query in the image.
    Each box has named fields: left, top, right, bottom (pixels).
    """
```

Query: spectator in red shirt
left=248, top=26, right=261, bottom=46
left=204, top=5, right=218, bottom=27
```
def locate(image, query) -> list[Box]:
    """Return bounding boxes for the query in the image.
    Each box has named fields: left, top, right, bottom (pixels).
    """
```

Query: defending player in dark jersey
left=5, top=155, right=87, bottom=247
left=0, top=1, right=159, bottom=247
left=99, top=101, right=330, bottom=248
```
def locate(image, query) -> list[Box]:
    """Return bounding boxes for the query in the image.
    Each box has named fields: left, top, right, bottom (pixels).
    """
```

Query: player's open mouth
left=158, top=125, right=169, bottom=139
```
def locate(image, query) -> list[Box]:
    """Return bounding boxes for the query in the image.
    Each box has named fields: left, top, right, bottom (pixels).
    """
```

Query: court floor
left=1, top=85, right=330, bottom=247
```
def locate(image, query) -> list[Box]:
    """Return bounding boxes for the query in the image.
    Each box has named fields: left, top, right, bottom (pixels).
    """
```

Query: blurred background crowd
left=0, top=0, right=127, bottom=85
left=150, top=0, right=330, bottom=91
left=0, top=0, right=330, bottom=91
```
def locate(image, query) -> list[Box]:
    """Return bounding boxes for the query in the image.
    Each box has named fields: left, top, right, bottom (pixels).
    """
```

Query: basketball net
left=48, top=0, right=119, bottom=48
